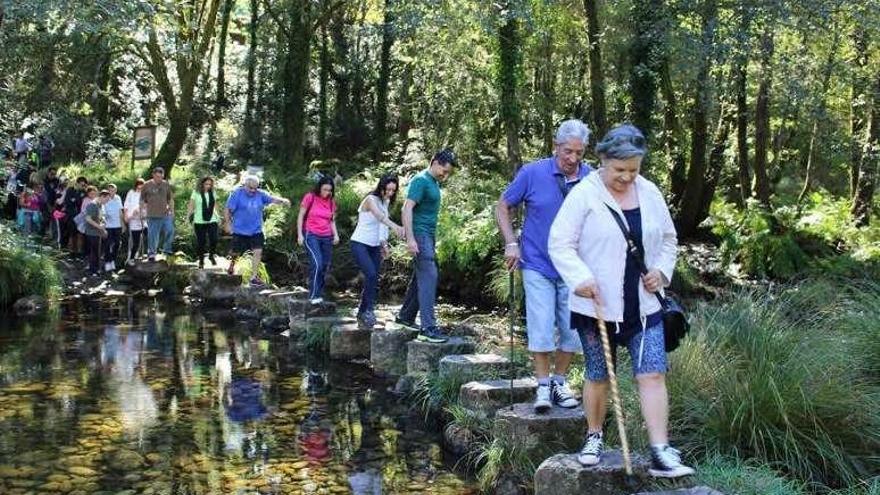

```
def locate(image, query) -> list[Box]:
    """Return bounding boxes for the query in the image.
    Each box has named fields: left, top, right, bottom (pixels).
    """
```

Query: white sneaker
left=649, top=445, right=696, bottom=478
left=551, top=381, right=579, bottom=408
left=104, top=262, right=112, bottom=272
left=533, top=384, right=552, bottom=413
left=110, top=261, right=116, bottom=271
left=309, top=298, right=324, bottom=305
left=577, top=432, right=603, bottom=466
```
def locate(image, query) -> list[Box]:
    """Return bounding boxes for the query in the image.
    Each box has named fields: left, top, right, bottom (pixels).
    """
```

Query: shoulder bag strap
left=604, top=204, right=666, bottom=308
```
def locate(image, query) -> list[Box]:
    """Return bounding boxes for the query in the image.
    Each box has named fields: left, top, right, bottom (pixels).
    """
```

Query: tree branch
left=262, top=0, right=292, bottom=40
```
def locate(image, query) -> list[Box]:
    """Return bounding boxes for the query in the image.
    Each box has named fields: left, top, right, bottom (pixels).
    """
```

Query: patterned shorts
left=572, top=312, right=668, bottom=382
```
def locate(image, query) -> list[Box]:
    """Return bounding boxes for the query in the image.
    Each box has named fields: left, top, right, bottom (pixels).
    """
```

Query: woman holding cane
left=548, top=124, right=693, bottom=478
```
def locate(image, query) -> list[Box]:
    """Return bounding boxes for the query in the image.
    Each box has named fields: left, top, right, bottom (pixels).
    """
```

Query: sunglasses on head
left=600, top=134, right=646, bottom=149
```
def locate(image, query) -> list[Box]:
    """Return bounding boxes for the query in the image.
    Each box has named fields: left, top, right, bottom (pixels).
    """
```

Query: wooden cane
left=595, top=303, right=633, bottom=475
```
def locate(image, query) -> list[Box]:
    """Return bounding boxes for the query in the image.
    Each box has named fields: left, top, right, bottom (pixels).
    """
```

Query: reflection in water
left=0, top=299, right=476, bottom=494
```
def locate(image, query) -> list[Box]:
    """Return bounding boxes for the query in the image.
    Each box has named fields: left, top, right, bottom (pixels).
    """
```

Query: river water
left=0, top=298, right=477, bottom=494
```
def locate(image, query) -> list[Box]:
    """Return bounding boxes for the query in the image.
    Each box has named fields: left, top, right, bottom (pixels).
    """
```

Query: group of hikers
left=4, top=119, right=693, bottom=478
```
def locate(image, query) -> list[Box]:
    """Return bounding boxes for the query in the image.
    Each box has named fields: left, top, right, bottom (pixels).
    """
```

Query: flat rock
left=632, top=488, right=724, bottom=495
left=535, top=452, right=650, bottom=495
left=189, top=270, right=242, bottom=303
left=406, top=337, right=476, bottom=374
left=393, top=374, right=419, bottom=395
left=494, top=403, right=585, bottom=460
left=439, top=353, right=509, bottom=379
left=260, top=315, right=290, bottom=332
left=459, top=378, right=537, bottom=416
left=13, top=295, right=48, bottom=315
left=329, top=323, right=372, bottom=360
left=288, top=297, right=337, bottom=322
left=371, top=328, right=418, bottom=377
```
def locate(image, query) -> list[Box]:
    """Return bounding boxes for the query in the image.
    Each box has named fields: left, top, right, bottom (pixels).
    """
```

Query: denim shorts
left=572, top=312, right=668, bottom=381
left=522, top=269, right=582, bottom=353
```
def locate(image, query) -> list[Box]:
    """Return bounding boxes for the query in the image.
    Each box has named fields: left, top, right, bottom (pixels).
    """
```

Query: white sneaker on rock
left=649, top=445, right=696, bottom=478
left=533, top=384, right=552, bottom=413
left=577, top=432, right=603, bottom=466
left=551, top=381, right=579, bottom=408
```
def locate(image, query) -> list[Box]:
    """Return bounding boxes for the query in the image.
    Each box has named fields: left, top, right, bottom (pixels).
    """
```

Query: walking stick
left=508, top=269, right=515, bottom=409
left=595, top=303, right=633, bottom=475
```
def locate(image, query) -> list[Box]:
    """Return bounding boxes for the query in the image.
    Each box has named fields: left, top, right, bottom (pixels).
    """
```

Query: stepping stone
left=288, top=298, right=337, bottom=323
left=493, top=403, right=585, bottom=460
left=439, top=353, right=509, bottom=379
left=534, top=452, right=650, bottom=495
left=459, top=378, right=537, bottom=416
left=260, top=315, right=289, bottom=332
left=371, top=328, right=418, bottom=377
left=329, top=323, right=372, bottom=360
left=189, top=270, right=242, bottom=303
left=632, top=488, right=725, bottom=495
left=406, top=337, right=476, bottom=374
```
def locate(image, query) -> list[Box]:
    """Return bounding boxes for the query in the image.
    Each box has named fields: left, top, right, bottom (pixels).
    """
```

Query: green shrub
left=686, top=455, right=807, bottom=495
left=0, top=224, right=62, bottom=306
left=668, top=283, right=880, bottom=488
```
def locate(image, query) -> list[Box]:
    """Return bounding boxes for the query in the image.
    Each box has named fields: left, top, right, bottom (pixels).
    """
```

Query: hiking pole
left=595, top=303, right=633, bottom=475
left=508, top=268, right=515, bottom=409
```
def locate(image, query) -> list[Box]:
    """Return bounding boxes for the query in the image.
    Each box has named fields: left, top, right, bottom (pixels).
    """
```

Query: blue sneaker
left=394, top=315, right=418, bottom=331
left=417, top=327, right=448, bottom=343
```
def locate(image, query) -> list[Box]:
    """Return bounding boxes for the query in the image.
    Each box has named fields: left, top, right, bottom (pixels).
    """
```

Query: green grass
left=0, top=223, right=62, bottom=306
left=668, top=282, right=880, bottom=489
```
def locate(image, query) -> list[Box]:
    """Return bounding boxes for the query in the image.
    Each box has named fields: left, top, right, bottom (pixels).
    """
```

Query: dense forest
left=4, top=0, right=880, bottom=241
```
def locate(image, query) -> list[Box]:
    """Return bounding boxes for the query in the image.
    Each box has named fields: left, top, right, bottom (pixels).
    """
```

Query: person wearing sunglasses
left=496, top=119, right=592, bottom=413
left=548, top=124, right=693, bottom=478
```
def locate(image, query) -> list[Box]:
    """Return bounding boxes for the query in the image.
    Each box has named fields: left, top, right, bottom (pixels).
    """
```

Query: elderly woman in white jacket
left=548, top=124, right=694, bottom=478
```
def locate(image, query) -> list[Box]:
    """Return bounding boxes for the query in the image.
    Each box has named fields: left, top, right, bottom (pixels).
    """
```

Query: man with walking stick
left=495, top=119, right=592, bottom=413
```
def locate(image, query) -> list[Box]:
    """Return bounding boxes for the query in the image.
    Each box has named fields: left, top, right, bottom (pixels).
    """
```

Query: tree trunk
left=734, top=6, right=751, bottom=205
left=319, top=24, right=330, bottom=153
left=498, top=10, right=523, bottom=172
left=331, top=14, right=354, bottom=150
left=242, top=0, right=259, bottom=162
left=374, top=0, right=395, bottom=161
left=397, top=61, right=414, bottom=139
left=629, top=0, right=665, bottom=150
left=850, top=26, right=869, bottom=200
left=852, top=73, right=880, bottom=226
left=752, top=28, right=774, bottom=206
left=663, top=59, right=687, bottom=207
left=279, top=0, right=312, bottom=168
left=698, top=104, right=733, bottom=226
left=675, top=0, right=718, bottom=237
left=583, top=0, right=607, bottom=138
left=539, top=34, right=555, bottom=155
left=798, top=29, right=839, bottom=203
left=206, top=0, right=235, bottom=156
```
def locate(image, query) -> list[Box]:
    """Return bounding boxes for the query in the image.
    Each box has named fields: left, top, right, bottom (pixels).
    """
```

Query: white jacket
left=548, top=171, right=678, bottom=322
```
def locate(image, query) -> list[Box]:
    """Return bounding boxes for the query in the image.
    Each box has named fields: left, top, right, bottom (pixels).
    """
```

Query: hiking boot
left=394, top=316, right=418, bottom=331
left=648, top=445, right=695, bottom=478
left=551, top=380, right=579, bottom=408
left=533, top=384, right=552, bottom=413
left=577, top=432, right=603, bottom=466
left=416, top=327, right=448, bottom=343
left=198, top=257, right=204, bottom=269
left=208, top=254, right=217, bottom=266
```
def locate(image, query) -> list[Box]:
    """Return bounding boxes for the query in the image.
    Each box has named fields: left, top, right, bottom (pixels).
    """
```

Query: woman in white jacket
left=548, top=124, right=694, bottom=478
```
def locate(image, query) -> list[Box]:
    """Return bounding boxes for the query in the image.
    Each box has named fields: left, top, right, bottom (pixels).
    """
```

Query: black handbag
left=604, top=205, right=690, bottom=352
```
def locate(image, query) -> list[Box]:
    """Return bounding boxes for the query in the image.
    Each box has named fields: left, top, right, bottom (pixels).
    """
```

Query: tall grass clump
left=0, top=223, right=61, bottom=306
left=668, top=282, right=880, bottom=489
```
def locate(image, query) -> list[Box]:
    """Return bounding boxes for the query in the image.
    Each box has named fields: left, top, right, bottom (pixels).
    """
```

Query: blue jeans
left=351, top=240, right=383, bottom=314
left=399, top=234, right=438, bottom=330
left=305, top=233, right=333, bottom=299
left=147, top=215, right=174, bottom=255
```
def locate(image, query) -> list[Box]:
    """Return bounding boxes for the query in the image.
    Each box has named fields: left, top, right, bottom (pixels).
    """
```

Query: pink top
left=300, top=192, right=336, bottom=237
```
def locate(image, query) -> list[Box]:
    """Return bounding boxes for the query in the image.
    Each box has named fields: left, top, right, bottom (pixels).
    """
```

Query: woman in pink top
left=296, top=175, right=339, bottom=304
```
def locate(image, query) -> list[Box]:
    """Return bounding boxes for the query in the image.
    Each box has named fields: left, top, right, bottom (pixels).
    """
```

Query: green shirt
left=407, top=170, right=442, bottom=236
left=190, top=190, right=221, bottom=224
left=84, top=202, right=104, bottom=237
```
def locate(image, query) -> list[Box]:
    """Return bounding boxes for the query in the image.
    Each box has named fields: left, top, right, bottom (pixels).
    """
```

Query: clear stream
left=0, top=299, right=477, bottom=494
